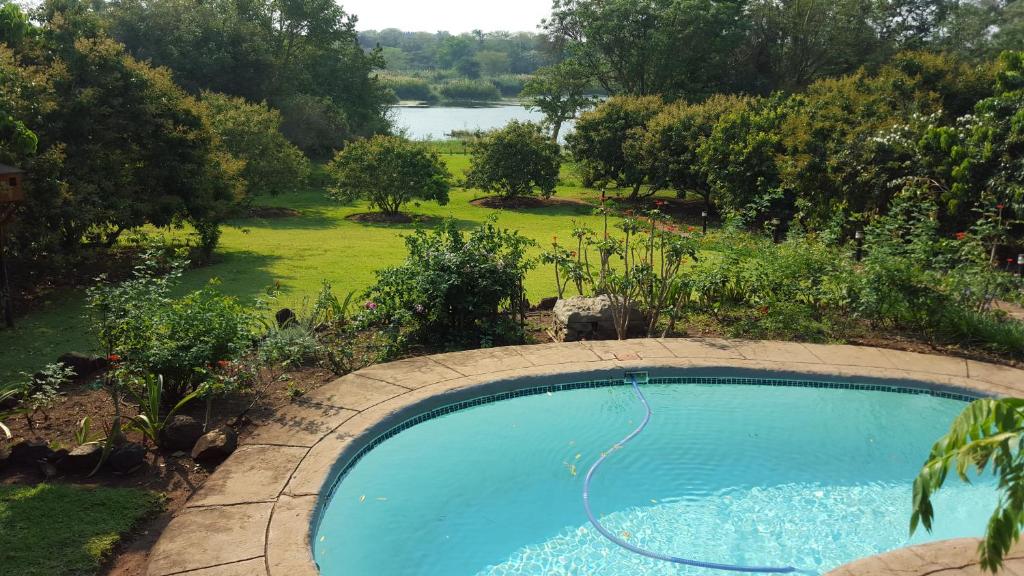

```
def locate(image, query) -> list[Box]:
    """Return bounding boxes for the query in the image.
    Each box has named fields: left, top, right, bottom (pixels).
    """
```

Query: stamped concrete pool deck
left=144, top=339, right=1024, bottom=576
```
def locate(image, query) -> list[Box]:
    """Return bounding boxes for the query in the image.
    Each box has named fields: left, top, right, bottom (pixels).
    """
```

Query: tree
left=697, top=94, right=792, bottom=224
left=465, top=121, right=561, bottom=199
left=103, top=0, right=392, bottom=150
left=327, top=135, right=450, bottom=215
left=522, top=60, right=595, bottom=142
left=542, top=0, right=747, bottom=99
left=201, top=92, right=310, bottom=197
left=911, top=397, right=1024, bottom=572
left=566, top=95, right=664, bottom=199
left=4, top=15, right=242, bottom=259
left=628, top=94, right=749, bottom=209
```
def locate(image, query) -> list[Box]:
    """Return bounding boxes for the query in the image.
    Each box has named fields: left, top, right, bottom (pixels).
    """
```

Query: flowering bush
left=87, top=248, right=260, bottom=400
left=366, top=218, right=535, bottom=349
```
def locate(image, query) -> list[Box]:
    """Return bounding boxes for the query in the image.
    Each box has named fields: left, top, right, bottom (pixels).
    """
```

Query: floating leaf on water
left=575, top=453, right=581, bottom=460
left=359, top=495, right=366, bottom=503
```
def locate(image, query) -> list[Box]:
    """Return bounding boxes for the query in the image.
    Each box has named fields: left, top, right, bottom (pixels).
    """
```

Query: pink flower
left=365, top=301, right=377, bottom=310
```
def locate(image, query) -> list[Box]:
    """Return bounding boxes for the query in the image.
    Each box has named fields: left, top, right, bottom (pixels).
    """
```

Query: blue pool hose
left=581, top=374, right=807, bottom=574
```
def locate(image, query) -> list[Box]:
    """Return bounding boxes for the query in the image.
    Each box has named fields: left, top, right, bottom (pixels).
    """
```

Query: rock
left=10, top=439, right=54, bottom=464
left=159, top=415, right=205, bottom=451
left=58, top=443, right=103, bottom=473
left=537, top=296, right=559, bottom=311
left=109, top=442, right=146, bottom=474
left=56, top=352, right=107, bottom=379
left=551, top=295, right=644, bottom=342
left=275, top=308, right=297, bottom=328
left=191, top=427, right=237, bottom=462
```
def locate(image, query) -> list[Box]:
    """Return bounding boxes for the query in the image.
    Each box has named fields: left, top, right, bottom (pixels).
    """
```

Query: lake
left=390, top=103, right=574, bottom=142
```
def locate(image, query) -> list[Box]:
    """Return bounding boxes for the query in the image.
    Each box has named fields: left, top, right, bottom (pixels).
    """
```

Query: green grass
left=0, top=483, right=162, bottom=576
left=0, top=156, right=639, bottom=386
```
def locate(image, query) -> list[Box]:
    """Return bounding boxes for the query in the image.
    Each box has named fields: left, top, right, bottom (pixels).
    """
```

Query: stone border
left=144, top=339, right=1024, bottom=576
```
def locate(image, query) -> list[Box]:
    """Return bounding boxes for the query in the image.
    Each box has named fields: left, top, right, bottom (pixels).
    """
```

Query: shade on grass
left=0, top=483, right=162, bottom=576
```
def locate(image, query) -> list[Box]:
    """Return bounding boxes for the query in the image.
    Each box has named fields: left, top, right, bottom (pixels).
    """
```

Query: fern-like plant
left=911, top=398, right=1024, bottom=572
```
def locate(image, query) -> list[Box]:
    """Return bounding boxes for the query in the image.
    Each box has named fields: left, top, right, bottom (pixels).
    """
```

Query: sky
left=341, top=0, right=552, bottom=34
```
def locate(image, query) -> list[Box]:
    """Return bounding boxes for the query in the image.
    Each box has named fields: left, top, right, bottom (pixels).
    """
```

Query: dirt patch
left=248, top=206, right=302, bottom=218
left=2, top=365, right=337, bottom=576
left=344, top=212, right=435, bottom=225
left=470, top=196, right=592, bottom=210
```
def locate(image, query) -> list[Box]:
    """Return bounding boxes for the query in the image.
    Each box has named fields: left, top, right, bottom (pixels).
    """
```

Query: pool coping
left=143, top=339, right=1024, bottom=576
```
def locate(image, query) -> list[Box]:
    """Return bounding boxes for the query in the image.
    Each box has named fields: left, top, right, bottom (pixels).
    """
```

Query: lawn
left=0, top=483, right=162, bottom=576
left=0, top=155, right=655, bottom=386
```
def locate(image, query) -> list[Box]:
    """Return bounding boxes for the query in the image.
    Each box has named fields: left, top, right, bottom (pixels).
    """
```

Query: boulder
left=109, top=442, right=146, bottom=474
left=159, top=415, right=205, bottom=451
left=10, top=439, right=54, bottom=464
left=191, top=427, right=237, bottom=463
left=58, top=443, right=103, bottom=473
left=551, top=295, right=644, bottom=342
left=56, top=352, right=107, bottom=379
left=275, top=308, right=297, bottom=328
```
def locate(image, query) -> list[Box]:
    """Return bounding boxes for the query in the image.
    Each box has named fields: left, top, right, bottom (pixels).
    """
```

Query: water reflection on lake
left=390, top=103, right=574, bottom=142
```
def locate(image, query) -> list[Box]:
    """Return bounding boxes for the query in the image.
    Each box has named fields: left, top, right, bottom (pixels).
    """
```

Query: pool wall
left=143, top=339, right=1024, bottom=576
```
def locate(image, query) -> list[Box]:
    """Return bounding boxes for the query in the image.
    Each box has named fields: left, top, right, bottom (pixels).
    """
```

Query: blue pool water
left=314, top=381, right=996, bottom=575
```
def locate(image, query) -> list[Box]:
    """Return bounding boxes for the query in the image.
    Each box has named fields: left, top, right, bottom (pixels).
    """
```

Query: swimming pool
left=313, top=376, right=996, bottom=576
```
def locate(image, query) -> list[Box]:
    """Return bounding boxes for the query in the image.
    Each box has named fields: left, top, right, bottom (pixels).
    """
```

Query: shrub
left=382, top=76, right=439, bottom=103
left=87, top=248, right=259, bottom=399
left=566, top=95, right=664, bottom=199
left=366, top=218, right=535, bottom=348
left=438, top=79, right=501, bottom=102
left=491, top=74, right=529, bottom=97
left=327, top=135, right=451, bottom=215
left=465, top=121, right=561, bottom=199
left=201, top=92, right=310, bottom=196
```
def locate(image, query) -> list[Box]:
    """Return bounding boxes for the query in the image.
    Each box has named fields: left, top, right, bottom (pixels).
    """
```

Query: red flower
left=955, top=232, right=966, bottom=240
left=107, top=354, right=122, bottom=363
left=997, top=204, right=1005, bottom=210
left=655, top=200, right=666, bottom=207
left=1009, top=258, right=1015, bottom=263
left=687, top=226, right=696, bottom=232
left=217, top=360, right=231, bottom=369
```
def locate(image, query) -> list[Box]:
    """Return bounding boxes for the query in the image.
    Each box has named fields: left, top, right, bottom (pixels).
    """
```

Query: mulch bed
left=1, top=366, right=337, bottom=576
left=344, top=212, right=435, bottom=224
left=248, top=206, right=302, bottom=218
left=470, top=196, right=592, bottom=210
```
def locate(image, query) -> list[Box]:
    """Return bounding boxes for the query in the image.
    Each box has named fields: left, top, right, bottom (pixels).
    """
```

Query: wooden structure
left=0, top=164, right=24, bottom=327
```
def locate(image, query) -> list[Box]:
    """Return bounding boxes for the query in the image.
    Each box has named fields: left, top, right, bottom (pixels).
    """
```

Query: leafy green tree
left=327, top=135, right=450, bottom=215
left=697, top=94, right=792, bottom=224
left=465, top=121, right=561, bottom=199
left=566, top=95, right=664, bottom=199
left=7, top=25, right=241, bottom=258
left=911, top=397, right=1024, bottom=572
left=628, top=94, right=749, bottom=209
left=103, top=0, right=392, bottom=149
left=201, top=92, right=310, bottom=197
left=522, top=60, right=595, bottom=142
left=543, top=0, right=748, bottom=99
